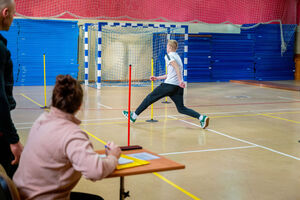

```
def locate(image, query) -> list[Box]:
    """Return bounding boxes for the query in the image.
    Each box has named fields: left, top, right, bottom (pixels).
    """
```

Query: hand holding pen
left=105, top=141, right=121, bottom=159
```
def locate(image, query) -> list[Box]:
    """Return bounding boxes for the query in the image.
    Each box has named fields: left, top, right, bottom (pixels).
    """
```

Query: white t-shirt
left=164, top=51, right=183, bottom=86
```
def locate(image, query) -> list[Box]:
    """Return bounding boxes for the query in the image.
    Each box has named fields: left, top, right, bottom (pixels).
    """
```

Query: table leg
left=120, top=176, right=124, bottom=200
left=119, top=176, right=130, bottom=200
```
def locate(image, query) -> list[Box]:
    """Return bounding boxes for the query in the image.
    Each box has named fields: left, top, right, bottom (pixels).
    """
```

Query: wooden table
left=96, top=149, right=185, bottom=200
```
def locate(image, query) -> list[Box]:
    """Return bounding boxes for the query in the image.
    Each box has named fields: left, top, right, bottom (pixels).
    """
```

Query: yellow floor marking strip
left=153, top=172, right=201, bottom=200
left=261, top=114, right=300, bottom=124
left=20, top=93, right=44, bottom=108
left=175, top=111, right=300, bottom=122
left=83, top=129, right=106, bottom=145
left=19, top=94, right=195, bottom=198
left=81, top=110, right=300, bottom=126
left=83, top=112, right=297, bottom=200
left=17, top=93, right=300, bottom=127
left=263, top=111, right=300, bottom=115
left=81, top=121, right=127, bottom=126
left=211, top=114, right=259, bottom=118
left=18, top=93, right=300, bottom=127
left=20, top=92, right=300, bottom=199
left=84, top=129, right=200, bottom=199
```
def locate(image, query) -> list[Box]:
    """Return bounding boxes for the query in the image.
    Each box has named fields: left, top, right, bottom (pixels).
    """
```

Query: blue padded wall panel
left=210, top=33, right=255, bottom=81
left=251, top=24, right=295, bottom=81
left=187, top=35, right=212, bottom=82
left=188, top=24, right=295, bottom=82
left=0, top=19, right=78, bottom=86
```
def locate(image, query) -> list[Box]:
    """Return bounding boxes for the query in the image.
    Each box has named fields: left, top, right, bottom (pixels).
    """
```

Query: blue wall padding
left=0, top=21, right=295, bottom=85
left=188, top=24, right=296, bottom=82
left=188, top=36, right=212, bottom=82
left=252, top=24, right=295, bottom=81
left=0, top=19, right=79, bottom=86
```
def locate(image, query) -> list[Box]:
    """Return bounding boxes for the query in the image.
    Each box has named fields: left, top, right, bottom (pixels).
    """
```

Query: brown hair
left=168, top=40, right=178, bottom=51
left=51, top=74, right=83, bottom=114
left=0, top=0, right=14, bottom=11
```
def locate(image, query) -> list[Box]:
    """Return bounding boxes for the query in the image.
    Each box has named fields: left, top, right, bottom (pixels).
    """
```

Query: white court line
left=15, top=122, right=34, bottom=125
left=97, top=103, right=112, bottom=109
left=16, top=127, right=32, bottom=130
left=168, top=116, right=300, bottom=161
left=278, top=96, right=300, bottom=101
left=159, top=145, right=256, bottom=156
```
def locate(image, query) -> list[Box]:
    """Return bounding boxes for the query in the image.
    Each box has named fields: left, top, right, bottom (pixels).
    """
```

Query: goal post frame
left=83, top=22, right=189, bottom=89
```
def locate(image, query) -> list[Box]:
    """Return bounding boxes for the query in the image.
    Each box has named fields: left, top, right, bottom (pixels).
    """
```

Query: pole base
left=40, top=106, right=49, bottom=109
left=146, top=119, right=158, bottom=123
left=120, top=145, right=143, bottom=151
left=161, top=101, right=171, bottom=104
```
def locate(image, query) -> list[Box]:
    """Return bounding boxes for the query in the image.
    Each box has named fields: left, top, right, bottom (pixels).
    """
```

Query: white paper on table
left=127, top=152, right=160, bottom=161
left=99, top=154, right=134, bottom=165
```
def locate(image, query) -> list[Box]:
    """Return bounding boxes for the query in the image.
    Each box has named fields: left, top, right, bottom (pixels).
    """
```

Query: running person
left=122, top=40, right=209, bottom=129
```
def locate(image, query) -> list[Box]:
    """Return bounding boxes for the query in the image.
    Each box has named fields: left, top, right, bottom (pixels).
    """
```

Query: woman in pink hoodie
left=13, top=75, right=121, bottom=200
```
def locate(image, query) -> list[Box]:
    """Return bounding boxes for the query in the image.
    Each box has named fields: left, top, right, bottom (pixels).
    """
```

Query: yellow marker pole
left=41, top=53, right=48, bottom=109
left=165, top=62, right=168, bottom=102
left=146, top=58, right=158, bottom=122
left=150, top=58, right=154, bottom=120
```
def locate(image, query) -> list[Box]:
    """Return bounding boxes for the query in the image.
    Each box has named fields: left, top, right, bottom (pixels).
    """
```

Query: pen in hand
left=105, top=142, right=121, bottom=159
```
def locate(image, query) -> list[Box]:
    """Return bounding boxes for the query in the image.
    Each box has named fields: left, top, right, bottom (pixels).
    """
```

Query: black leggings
left=135, top=83, right=200, bottom=119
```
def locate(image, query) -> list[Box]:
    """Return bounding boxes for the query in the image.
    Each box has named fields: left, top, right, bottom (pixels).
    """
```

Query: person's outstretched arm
left=150, top=75, right=167, bottom=81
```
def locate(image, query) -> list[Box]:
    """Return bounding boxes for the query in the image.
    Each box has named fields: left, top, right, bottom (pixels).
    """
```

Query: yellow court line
left=81, top=111, right=300, bottom=126
left=177, top=111, right=300, bottom=121
left=17, top=92, right=300, bottom=127
left=263, top=111, right=300, bottom=115
left=211, top=111, right=300, bottom=119
left=19, top=93, right=199, bottom=199
left=17, top=92, right=298, bottom=199
left=81, top=121, right=127, bottom=126
left=153, top=172, right=201, bottom=200
left=82, top=129, right=107, bottom=145
left=81, top=117, right=171, bottom=126
left=19, top=93, right=44, bottom=108
left=85, top=128, right=200, bottom=200
left=211, top=114, right=259, bottom=118
left=81, top=119, right=170, bottom=126
left=261, top=114, right=300, bottom=124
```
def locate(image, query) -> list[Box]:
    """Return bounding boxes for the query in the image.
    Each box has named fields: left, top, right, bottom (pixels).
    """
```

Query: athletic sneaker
left=122, top=111, right=136, bottom=123
left=200, top=115, right=209, bottom=129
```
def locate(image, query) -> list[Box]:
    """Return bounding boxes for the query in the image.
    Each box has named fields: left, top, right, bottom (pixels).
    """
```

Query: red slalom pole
left=120, top=65, right=142, bottom=151
left=127, top=64, right=132, bottom=146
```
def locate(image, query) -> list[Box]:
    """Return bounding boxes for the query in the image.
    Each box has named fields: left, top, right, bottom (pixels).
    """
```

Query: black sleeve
left=0, top=43, right=19, bottom=144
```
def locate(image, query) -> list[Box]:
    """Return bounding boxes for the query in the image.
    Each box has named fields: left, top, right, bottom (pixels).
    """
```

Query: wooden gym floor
left=13, top=80, right=300, bottom=200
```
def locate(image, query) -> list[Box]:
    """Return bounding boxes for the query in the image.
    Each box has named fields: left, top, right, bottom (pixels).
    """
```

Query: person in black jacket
left=0, top=0, right=23, bottom=178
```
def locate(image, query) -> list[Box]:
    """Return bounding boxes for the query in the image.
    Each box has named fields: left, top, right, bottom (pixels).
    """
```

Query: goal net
left=85, top=23, right=186, bottom=88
